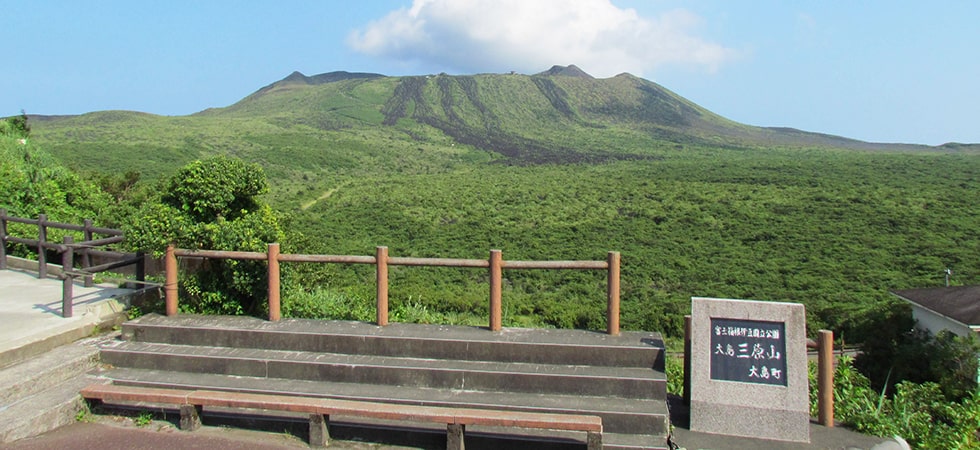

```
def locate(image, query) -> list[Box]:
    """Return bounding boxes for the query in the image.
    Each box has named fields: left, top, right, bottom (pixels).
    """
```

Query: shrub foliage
left=125, top=156, right=284, bottom=315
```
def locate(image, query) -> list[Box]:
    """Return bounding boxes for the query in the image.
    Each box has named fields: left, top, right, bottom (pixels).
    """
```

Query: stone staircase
left=0, top=337, right=108, bottom=444
left=96, top=314, right=671, bottom=449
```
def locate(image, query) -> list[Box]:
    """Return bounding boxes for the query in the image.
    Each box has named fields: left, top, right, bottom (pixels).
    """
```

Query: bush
left=665, top=354, right=684, bottom=396
left=125, top=156, right=285, bottom=316
left=856, top=328, right=980, bottom=401
left=0, top=136, right=111, bottom=221
left=812, top=355, right=980, bottom=449
left=281, top=287, right=374, bottom=321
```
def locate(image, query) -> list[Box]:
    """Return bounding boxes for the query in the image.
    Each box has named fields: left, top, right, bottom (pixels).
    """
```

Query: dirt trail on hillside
left=301, top=184, right=344, bottom=210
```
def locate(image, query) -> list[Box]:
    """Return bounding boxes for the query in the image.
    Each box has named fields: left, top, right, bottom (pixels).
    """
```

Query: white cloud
left=347, top=0, right=737, bottom=78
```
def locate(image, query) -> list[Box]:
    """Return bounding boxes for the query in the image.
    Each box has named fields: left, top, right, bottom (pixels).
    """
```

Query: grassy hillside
left=284, top=148, right=980, bottom=339
left=25, top=69, right=980, bottom=339
left=0, top=134, right=111, bottom=230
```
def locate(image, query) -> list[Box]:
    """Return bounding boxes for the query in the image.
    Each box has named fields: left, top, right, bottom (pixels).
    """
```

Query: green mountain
left=31, top=65, right=972, bottom=179
left=24, top=66, right=980, bottom=339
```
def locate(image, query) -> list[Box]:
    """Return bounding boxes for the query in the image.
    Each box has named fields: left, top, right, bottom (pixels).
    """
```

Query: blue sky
left=4, top=1, right=978, bottom=145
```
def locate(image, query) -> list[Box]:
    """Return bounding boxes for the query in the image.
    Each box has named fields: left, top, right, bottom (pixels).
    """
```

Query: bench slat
left=453, top=408, right=602, bottom=432
left=189, top=390, right=322, bottom=414
left=81, top=384, right=194, bottom=405
left=81, top=384, right=602, bottom=434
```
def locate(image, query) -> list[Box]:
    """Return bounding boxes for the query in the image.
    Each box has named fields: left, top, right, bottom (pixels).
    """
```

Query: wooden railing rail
left=166, top=244, right=623, bottom=335
left=0, top=209, right=145, bottom=318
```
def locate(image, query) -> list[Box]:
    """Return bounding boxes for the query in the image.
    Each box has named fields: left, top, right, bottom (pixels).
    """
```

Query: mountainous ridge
left=249, top=70, right=386, bottom=97
left=26, top=65, right=978, bottom=177
left=536, top=64, right=595, bottom=78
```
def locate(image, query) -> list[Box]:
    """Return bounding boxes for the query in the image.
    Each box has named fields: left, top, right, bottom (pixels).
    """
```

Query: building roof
left=892, top=285, right=980, bottom=327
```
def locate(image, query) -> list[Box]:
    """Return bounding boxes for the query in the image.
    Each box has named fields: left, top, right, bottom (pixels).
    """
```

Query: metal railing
left=0, top=209, right=145, bottom=317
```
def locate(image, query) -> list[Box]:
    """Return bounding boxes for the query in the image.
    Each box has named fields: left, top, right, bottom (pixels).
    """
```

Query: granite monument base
left=689, top=297, right=810, bottom=443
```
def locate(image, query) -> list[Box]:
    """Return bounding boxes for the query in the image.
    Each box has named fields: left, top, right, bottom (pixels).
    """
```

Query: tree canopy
left=0, top=111, right=31, bottom=139
left=126, top=155, right=284, bottom=315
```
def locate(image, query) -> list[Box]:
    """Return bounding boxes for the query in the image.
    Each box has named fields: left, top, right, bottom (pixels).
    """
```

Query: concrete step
left=0, top=336, right=114, bottom=444
left=97, top=367, right=670, bottom=446
left=100, top=340, right=667, bottom=400
left=0, top=374, right=95, bottom=443
left=0, top=339, right=100, bottom=407
left=122, top=314, right=665, bottom=369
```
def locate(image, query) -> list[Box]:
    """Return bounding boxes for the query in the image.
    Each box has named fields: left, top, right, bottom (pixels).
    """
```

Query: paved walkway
left=2, top=419, right=414, bottom=450
left=0, top=267, right=133, bottom=364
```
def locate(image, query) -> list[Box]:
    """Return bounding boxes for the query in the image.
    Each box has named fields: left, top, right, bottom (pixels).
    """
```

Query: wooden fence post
left=82, top=219, right=94, bottom=287
left=607, top=251, right=621, bottom=335
left=37, top=214, right=47, bottom=278
left=376, top=246, right=389, bottom=326
left=165, top=245, right=178, bottom=316
left=489, top=249, right=502, bottom=331
left=268, top=243, right=281, bottom=322
left=0, top=208, right=7, bottom=270
left=818, top=329, right=835, bottom=427
left=62, top=236, right=74, bottom=318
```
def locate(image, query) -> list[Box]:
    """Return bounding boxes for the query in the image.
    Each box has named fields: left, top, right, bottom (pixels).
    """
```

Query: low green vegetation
left=815, top=355, right=979, bottom=449
left=8, top=71, right=980, bottom=443
left=133, top=410, right=154, bottom=427
left=0, top=132, right=114, bottom=255
left=282, top=149, right=980, bottom=341
left=823, top=331, right=979, bottom=448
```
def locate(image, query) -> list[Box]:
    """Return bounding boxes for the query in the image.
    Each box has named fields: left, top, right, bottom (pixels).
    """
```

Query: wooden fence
left=0, top=209, right=145, bottom=317
left=165, top=243, right=623, bottom=335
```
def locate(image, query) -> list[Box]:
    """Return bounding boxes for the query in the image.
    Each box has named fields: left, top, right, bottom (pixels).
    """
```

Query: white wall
left=910, top=304, right=973, bottom=337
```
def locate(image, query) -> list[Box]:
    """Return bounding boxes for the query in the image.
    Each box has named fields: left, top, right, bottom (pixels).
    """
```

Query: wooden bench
left=81, top=384, right=603, bottom=449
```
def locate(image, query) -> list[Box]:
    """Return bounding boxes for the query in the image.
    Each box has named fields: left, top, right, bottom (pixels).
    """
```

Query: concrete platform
left=0, top=267, right=134, bottom=367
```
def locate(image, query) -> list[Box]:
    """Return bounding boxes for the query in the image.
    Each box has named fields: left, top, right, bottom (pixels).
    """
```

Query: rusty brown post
left=268, top=243, right=281, bottom=321
left=683, top=315, right=692, bottom=405
left=818, top=329, right=834, bottom=427
left=165, top=245, right=178, bottom=316
left=135, top=251, right=146, bottom=282
left=376, top=246, right=389, bottom=326
left=0, top=209, right=8, bottom=270
left=489, top=249, right=502, bottom=331
left=82, top=219, right=94, bottom=287
left=38, top=214, right=47, bottom=278
left=607, top=251, right=621, bottom=335
left=62, top=236, right=74, bottom=318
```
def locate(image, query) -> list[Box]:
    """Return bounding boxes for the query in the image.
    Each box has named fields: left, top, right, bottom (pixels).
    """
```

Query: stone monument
left=689, top=297, right=810, bottom=443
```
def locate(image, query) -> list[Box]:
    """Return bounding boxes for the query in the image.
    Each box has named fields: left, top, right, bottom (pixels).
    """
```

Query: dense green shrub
left=0, top=111, right=30, bottom=138
left=0, top=135, right=111, bottom=225
left=665, top=354, right=684, bottom=397
left=125, top=156, right=285, bottom=316
left=857, top=328, right=980, bottom=401
left=810, top=355, right=980, bottom=449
